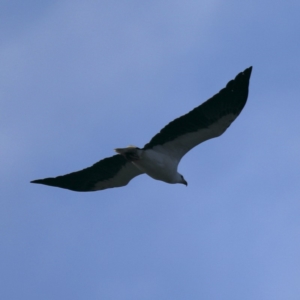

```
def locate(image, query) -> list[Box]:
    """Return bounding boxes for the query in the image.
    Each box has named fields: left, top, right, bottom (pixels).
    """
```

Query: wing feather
left=143, top=67, right=252, bottom=161
left=31, top=155, right=143, bottom=192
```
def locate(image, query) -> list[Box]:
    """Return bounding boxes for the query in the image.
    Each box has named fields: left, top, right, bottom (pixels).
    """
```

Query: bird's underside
left=31, top=67, right=252, bottom=192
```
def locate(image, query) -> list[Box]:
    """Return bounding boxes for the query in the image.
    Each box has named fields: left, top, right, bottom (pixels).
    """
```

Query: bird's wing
left=143, top=67, right=252, bottom=162
left=31, top=154, right=144, bottom=192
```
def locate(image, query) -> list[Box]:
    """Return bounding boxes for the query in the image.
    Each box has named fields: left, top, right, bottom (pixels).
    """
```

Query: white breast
left=132, top=149, right=179, bottom=183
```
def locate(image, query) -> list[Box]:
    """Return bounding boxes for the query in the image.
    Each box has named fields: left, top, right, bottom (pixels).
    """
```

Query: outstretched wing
left=143, top=67, right=252, bottom=162
left=31, top=154, right=144, bottom=192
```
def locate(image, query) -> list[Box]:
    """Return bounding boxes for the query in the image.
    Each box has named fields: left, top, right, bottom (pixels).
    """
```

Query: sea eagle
left=31, top=67, right=252, bottom=191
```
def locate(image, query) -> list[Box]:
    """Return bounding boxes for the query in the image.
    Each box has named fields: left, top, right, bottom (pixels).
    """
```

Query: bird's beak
left=183, top=180, right=188, bottom=186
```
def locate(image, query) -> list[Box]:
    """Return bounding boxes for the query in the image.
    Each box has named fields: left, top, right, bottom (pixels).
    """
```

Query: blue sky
left=1, top=1, right=300, bottom=299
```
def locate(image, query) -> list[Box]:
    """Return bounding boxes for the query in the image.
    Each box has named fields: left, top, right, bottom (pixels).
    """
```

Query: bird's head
left=179, top=174, right=188, bottom=186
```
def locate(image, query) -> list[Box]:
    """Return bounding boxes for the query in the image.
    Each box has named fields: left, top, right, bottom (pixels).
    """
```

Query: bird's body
left=31, top=67, right=252, bottom=192
left=115, top=147, right=183, bottom=184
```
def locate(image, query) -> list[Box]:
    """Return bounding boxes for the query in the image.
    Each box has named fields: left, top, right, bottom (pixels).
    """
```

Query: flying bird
left=31, top=67, right=252, bottom=192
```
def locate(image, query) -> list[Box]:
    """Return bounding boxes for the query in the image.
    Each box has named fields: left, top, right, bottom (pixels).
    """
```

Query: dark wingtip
left=231, top=66, right=252, bottom=91
left=31, top=179, right=42, bottom=184
left=30, top=178, right=56, bottom=186
left=30, top=176, right=95, bottom=192
left=30, top=177, right=76, bottom=191
left=243, top=66, right=253, bottom=78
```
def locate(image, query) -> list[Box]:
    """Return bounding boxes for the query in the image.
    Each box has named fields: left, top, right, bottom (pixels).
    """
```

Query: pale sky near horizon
left=1, top=1, right=300, bottom=299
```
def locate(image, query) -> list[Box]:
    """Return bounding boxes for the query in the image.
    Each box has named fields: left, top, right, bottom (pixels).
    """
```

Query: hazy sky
left=1, top=1, right=300, bottom=299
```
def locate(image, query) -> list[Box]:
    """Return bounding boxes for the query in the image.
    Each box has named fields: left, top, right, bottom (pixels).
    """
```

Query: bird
left=31, top=67, right=252, bottom=192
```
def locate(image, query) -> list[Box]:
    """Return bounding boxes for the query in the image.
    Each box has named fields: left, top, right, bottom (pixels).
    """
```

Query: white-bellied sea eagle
left=31, top=67, right=252, bottom=192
